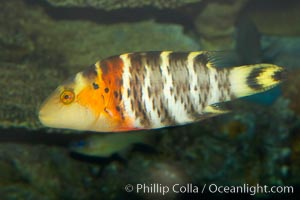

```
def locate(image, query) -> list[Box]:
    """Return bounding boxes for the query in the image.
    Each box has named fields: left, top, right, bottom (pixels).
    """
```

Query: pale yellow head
left=38, top=74, right=96, bottom=131
left=38, top=66, right=117, bottom=132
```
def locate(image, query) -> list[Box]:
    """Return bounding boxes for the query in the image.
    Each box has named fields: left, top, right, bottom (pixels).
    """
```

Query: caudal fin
left=229, top=64, right=286, bottom=98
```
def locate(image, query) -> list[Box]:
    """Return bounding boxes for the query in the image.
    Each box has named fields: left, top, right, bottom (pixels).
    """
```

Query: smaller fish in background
left=236, top=15, right=262, bottom=65
left=70, top=132, right=154, bottom=158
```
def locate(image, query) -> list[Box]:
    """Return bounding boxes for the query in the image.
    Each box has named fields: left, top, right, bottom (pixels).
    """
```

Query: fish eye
left=60, top=89, right=75, bottom=104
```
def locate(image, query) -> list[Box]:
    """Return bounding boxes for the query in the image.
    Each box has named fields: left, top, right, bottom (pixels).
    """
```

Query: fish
left=38, top=51, right=285, bottom=132
left=70, top=132, right=152, bottom=158
left=235, top=15, right=262, bottom=65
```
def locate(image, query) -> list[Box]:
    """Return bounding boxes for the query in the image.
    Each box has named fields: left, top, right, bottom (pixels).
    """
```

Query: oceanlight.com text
left=124, top=183, right=294, bottom=196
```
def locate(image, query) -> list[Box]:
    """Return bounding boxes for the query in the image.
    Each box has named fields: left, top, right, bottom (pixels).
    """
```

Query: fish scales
left=119, top=51, right=232, bottom=129
left=38, top=51, right=285, bottom=132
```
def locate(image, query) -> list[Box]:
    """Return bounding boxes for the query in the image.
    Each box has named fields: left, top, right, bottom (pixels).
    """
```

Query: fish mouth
left=38, top=106, right=51, bottom=127
left=37, top=98, right=60, bottom=128
left=38, top=101, right=46, bottom=124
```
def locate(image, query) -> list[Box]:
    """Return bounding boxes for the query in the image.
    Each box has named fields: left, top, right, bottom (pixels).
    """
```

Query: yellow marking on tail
left=256, top=64, right=282, bottom=88
left=229, top=66, right=256, bottom=97
left=229, top=64, right=284, bottom=98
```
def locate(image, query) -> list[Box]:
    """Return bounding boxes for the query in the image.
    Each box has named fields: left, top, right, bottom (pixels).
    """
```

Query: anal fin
left=203, top=103, right=231, bottom=114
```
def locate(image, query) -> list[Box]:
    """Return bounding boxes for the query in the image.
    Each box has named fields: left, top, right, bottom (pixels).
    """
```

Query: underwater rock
left=0, top=143, right=104, bottom=199
left=0, top=31, right=34, bottom=63
left=0, top=63, right=65, bottom=130
left=282, top=69, right=300, bottom=116
left=0, top=0, right=199, bottom=130
left=248, top=0, right=300, bottom=36
left=257, top=98, right=294, bottom=184
left=194, top=0, right=248, bottom=50
left=0, top=1, right=35, bottom=63
left=290, top=125, right=300, bottom=184
left=44, top=0, right=202, bottom=10
left=261, top=36, right=300, bottom=69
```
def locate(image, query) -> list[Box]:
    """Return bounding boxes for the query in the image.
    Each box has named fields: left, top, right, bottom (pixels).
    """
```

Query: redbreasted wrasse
left=38, top=51, right=285, bottom=132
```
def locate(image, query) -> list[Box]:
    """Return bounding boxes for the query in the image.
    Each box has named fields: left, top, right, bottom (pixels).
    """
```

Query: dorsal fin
left=205, top=51, right=240, bottom=68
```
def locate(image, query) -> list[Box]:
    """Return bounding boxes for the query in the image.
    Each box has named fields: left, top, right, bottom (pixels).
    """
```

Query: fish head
left=38, top=66, right=117, bottom=132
